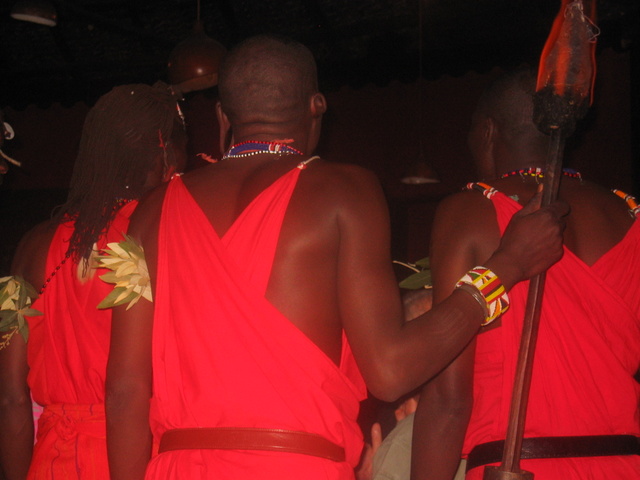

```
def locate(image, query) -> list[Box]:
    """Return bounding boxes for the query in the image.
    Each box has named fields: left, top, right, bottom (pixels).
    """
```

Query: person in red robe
left=105, top=36, right=568, bottom=480
left=412, top=68, right=640, bottom=480
left=0, top=82, right=186, bottom=480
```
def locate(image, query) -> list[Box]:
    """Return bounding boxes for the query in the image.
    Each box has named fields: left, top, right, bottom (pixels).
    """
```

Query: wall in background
left=0, top=48, right=631, bottom=272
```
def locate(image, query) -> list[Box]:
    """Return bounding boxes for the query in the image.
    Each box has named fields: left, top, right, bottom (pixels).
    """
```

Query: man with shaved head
left=218, top=36, right=319, bottom=122
left=106, top=37, right=567, bottom=480
left=411, top=68, right=640, bottom=479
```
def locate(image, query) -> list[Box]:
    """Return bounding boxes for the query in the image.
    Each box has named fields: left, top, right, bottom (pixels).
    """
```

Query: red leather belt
left=466, top=435, right=640, bottom=472
left=158, top=427, right=346, bottom=462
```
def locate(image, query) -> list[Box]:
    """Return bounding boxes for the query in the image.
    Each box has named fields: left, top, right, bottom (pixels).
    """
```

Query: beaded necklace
left=612, top=189, right=640, bottom=219
left=222, top=141, right=304, bottom=160
left=39, top=253, right=71, bottom=294
left=39, top=198, right=133, bottom=294
left=500, top=167, right=582, bottom=182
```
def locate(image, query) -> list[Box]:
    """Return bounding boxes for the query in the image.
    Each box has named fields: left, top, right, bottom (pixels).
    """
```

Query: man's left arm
left=105, top=200, right=161, bottom=480
left=105, top=295, right=154, bottom=480
left=0, top=336, right=33, bottom=480
left=0, top=225, right=53, bottom=480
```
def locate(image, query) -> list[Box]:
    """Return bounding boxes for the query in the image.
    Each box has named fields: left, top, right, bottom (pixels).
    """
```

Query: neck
left=232, top=125, right=310, bottom=155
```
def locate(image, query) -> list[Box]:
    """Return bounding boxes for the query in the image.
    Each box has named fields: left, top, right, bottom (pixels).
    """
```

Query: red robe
left=26, top=201, right=137, bottom=480
left=464, top=188, right=640, bottom=479
left=146, top=166, right=367, bottom=479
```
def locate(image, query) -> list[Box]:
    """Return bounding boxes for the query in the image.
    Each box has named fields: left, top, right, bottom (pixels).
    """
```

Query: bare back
left=11, top=220, right=58, bottom=291
left=414, top=173, right=634, bottom=480
left=132, top=154, right=397, bottom=366
left=489, top=176, right=633, bottom=266
left=429, top=174, right=634, bottom=335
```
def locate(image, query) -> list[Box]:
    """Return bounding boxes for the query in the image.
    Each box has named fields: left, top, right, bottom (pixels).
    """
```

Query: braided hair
left=55, top=81, right=186, bottom=264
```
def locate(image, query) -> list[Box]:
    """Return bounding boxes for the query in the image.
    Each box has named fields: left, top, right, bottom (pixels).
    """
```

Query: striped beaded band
left=612, top=189, right=640, bottom=219
left=466, top=181, right=498, bottom=199
left=455, top=266, right=510, bottom=326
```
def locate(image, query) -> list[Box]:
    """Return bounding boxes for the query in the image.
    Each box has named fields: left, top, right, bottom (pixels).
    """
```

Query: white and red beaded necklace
left=222, top=141, right=304, bottom=160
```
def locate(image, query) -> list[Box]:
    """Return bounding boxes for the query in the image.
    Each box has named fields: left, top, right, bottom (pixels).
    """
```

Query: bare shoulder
left=568, top=180, right=631, bottom=215
left=304, top=160, right=381, bottom=191
left=430, top=189, right=500, bottom=299
left=300, top=160, right=385, bottom=212
left=559, top=178, right=633, bottom=234
left=298, top=161, right=393, bottom=246
left=432, top=189, right=499, bottom=248
left=560, top=179, right=634, bottom=262
left=127, top=181, right=171, bottom=242
left=11, top=219, right=58, bottom=286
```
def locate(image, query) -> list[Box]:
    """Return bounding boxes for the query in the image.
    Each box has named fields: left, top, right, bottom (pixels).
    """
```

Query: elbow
left=0, top=386, right=31, bottom=412
left=104, top=385, right=128, bottom=420
left=364, top=352, right=474, bottom=405
left=367, top=375, right=405, bottom=403
left=364, top=350, right=418, bottom=402
left=105, top=377, right=151, bottom=420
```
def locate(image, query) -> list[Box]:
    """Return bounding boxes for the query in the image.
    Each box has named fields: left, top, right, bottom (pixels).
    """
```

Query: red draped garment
left=146, top=164, right=367, bottom=479
left=26, top=201, right=137, bottom=479
left=464, top=187, right=640, bottom=479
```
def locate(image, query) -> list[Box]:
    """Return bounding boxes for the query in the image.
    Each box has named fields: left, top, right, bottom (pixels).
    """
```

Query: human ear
left=216, top=102, right=232, bottom=154
left=310, top=93, right=327, bottom=117
left=479, top=117, right=499, bottom=179
left=473, top=117, right=496, bottom=162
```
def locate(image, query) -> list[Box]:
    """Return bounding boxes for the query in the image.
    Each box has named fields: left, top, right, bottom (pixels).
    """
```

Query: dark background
left=0, top=0, right=638, bottom=438
left=1, top=0, right=638, bottom=106
left=1, top=0, right=638, bottom=281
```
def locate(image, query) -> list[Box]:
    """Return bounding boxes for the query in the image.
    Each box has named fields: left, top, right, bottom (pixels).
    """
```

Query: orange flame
left=536, top=0, right=598, bottom=105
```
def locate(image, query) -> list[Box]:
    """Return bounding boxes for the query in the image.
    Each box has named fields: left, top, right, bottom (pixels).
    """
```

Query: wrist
left=455, top=266, right=510, bottom=326
left=483, top=251, right=522, bottom=292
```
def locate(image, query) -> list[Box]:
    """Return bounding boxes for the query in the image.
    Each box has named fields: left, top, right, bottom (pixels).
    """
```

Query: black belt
left=158, top=427, right=346, bottom=462
left=467, top=435, right=640, bottom=472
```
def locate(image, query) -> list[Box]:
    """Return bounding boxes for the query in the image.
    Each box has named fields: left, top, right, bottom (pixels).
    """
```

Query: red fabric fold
left=28, top=404, right=107, bottom=480
left=464, top=190, right=640, bottom=479
left=26, top=201, right=137, bottom=479
left=147, top=169, right=366, bottom=479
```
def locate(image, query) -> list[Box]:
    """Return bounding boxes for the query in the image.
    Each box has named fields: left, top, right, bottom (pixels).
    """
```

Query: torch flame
left=534, top=0, right=598, bottom=134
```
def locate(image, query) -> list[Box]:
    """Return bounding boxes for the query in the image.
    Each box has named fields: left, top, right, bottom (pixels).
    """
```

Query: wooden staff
left=483, top=130, right=564, bottom=480
left=483, top=1, right=597, bottom=478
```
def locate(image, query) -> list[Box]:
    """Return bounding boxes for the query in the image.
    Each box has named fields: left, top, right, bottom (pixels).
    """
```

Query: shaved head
left=218, top=35, right=319, bottom=126
left=468, top=66, right=553, bottom=176
left=475, top=67, right=538, bottom=139
left=469, top=66, right=550, bottom=175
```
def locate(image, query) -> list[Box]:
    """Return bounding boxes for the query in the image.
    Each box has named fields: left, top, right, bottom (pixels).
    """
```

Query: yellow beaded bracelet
left=455, top=266, right=510, bottom=326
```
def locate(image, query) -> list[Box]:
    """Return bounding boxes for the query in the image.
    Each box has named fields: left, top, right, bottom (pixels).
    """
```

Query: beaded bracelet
left=455, top=266, right=510, bottom=326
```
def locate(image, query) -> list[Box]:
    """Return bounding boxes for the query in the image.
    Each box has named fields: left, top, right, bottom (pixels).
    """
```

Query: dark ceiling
left=1, top=0, right=638, bottom=109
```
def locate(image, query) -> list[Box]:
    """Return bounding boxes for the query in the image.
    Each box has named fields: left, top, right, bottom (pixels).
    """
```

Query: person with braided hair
left=0, top=81, right=187, bottom=480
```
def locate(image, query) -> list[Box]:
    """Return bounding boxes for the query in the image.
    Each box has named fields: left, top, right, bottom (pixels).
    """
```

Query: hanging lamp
left=401, top=149, right=440, bottom=185
left=10, top=0, right=57, bottom=27
left=401, top=0, right=439, bottom=185
left=167, top=0, right=226, bottom=95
